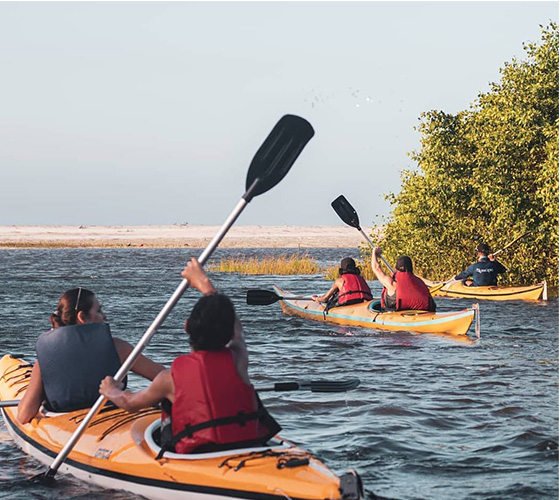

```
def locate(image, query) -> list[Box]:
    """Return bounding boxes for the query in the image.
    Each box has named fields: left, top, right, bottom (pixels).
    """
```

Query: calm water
left=0, top=248, right=557, bottom=500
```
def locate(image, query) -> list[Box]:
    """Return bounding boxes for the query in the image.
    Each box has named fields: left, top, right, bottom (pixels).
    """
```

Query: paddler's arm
left=371, top=247, right=396, bottom=295
left=113, top=337, right=166, bottom=381
left=181, top=257, right=217, bottom=295
left=18, top=361, right=46, bottom=424
left=228, top=316, right=250, bottom=385
left=99, top=369, right=174, bottom=413
left=312, top=279, right=342, bottom=303
left=454, top=263, right=475, bottom=281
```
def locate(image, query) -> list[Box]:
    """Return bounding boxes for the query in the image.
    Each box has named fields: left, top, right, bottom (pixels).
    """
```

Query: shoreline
left=0, top=225, right=378, bottom=249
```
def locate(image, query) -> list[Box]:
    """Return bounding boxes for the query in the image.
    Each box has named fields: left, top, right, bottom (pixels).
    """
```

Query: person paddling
left=312, top=257, right=372, bottom=309
left=17, top=288, right=164, bottom=424
left=454, top=243, right=507, bottom=286
left=371, top=247, right=436, bottom=312
left=99, top=258, right=280, bottom=455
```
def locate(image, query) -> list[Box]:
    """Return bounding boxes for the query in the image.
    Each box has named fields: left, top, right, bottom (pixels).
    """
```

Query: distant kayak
left=423, top=279, right=547, bottom=301
left=273, top=286, right=477, bottom=337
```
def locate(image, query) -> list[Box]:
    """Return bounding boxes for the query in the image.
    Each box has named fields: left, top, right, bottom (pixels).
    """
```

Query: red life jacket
left=161, top=349, right=279, bottom=454
left=338, top=273, right=372, bottom=305
left=381, top=271, right=436, bottom=311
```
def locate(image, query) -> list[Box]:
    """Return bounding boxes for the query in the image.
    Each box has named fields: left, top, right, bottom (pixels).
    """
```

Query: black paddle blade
left=247, top=289, right=280, bottom=306
left=244, top=115, right=314, bottom=202
left=331, top=195, right=361, bottom=230
left=300, top=378, right=361, bottom=393
left=261, top=378, right=361, bottom=393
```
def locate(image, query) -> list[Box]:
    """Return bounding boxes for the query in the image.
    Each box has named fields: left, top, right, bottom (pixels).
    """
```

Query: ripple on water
left=0, top=249, right=558, bottom=500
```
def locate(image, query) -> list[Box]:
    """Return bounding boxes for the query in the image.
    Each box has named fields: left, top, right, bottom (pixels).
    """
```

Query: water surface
left=0, top=248, right=557, bottom=499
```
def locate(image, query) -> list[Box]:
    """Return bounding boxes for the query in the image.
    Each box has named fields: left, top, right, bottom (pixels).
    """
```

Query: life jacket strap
left=338, top=289, right=373, bottom=299
left=156, top=396, right=281, bottom=460
left=170, top=408, right=266, bottom=445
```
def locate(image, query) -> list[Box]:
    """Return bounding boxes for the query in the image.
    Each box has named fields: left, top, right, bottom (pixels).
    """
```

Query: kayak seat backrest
left=368, top=300, right=383, bottom=313
left=145, top=419, right=291, bottom=460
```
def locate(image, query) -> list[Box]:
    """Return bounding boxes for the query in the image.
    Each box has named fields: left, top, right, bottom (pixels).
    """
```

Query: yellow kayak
left=273, top=286, right=478, bottom=337
left=424, top=279, right=547, bottom=301
left=0, top=354, right=363, bottom=500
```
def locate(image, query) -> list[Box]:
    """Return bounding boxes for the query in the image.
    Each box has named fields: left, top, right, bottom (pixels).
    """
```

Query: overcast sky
left=1, top=1, right=557, bottom=226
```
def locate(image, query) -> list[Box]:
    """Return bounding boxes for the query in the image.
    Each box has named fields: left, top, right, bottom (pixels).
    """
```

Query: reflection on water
left=0, top=248, right=558, bottom=499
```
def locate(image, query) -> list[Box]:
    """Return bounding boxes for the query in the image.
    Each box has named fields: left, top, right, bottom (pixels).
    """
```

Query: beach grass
left=208, top=254, right=322, bottom=275
left=209, top=254, right=375, bottom=279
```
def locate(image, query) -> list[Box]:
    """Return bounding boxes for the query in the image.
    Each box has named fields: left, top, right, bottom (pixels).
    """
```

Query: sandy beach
left=0, top=225, right=377, bottom=249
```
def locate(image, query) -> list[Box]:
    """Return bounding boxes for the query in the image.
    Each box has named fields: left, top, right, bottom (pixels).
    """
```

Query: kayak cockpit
left=144, top=418, right=294, bottom=460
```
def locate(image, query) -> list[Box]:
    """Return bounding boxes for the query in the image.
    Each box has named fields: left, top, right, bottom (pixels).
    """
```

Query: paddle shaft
left=359, top=228, right=394, bottom=274
left=45, top=196, right=255, bottom=477
left=0, top=400, right=19, bottom=408
left=493, top=231, right=531, bottom=257
left=0, top=377, right=359, bottom=407
left=45, top=114, right=315, bottom=478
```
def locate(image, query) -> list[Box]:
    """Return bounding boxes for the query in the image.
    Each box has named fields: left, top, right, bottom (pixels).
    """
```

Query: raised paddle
left=42, top=114, right=315, bottom=481
left=492, top=231, right=531, bottom=257
left=0, top=378, right=360, bottom=409
left=247, top=289, right=313, bottom=306
left=430, top=230, right=533, bottom=293
left=332, top=195, right=445, bottom=296
left=331, top=195, right=394, bottom=273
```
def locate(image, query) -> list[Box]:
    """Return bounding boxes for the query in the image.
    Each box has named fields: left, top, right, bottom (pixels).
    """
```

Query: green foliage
left=369, top=23, right=559, bottom=291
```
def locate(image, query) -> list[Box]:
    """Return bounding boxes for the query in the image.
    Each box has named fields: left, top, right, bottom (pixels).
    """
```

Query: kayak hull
left=0, top=354, right=360, bottom=500
left=425, top=280, right=546, bottom=301
left=273, top=286, right=476, bottom=336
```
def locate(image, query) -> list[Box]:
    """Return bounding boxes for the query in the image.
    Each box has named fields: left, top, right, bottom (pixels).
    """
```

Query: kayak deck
left=423, top=279, right=547, bottom=301
left=273, top=286, right=477, bottom=337
left=0, top=354, right=362, bottom=500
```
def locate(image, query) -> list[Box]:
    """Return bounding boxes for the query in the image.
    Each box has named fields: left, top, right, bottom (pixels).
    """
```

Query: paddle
left=247, top=289, right=313, bottom=306
left=493, top=231, right=531, bottom=257
left=0, top=378, right=360, bottom=409
left=258, top=378, right=360, bottom=393
left=331, top=195, right=394, bottom=273
left=332, top=195, right=446, bottom=296
left=431, top=230, right=532, bottom=293
left=42, top=114, right=314, bottom=481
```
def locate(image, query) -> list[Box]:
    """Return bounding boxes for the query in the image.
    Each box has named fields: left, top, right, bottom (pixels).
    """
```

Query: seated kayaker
left=99, top=258, right=281, bottom=455
left=371, top=248, right=436, bottom=312
left=17, top=288, right=164, bottom=424
left=312, top=257, right=372, bottom=309
left=454, top=243, right=507, bottom=286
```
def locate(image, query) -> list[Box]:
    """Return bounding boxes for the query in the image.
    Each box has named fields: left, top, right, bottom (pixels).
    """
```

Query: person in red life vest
left=99, top=257, right=280, bottom=455
left=371, top=247, right=436, bottom=312
left=312, top=257, right=372, bottom=308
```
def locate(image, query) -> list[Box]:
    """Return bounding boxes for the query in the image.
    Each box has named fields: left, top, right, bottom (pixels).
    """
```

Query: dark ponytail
left=50, top=288, right=95, bottom=329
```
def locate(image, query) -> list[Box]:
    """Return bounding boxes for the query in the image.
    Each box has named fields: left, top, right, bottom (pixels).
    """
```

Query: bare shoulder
left=334, top=277, right=345, bottom=288
left=154, top=368, right=172, bottom=384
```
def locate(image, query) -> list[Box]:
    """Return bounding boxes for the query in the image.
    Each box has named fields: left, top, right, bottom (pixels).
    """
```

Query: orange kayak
left=424, top=279, right=547, bottom=301
left=273, top=286, right=478, bottom=337
left=0, top=354, right=363, bottom=500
